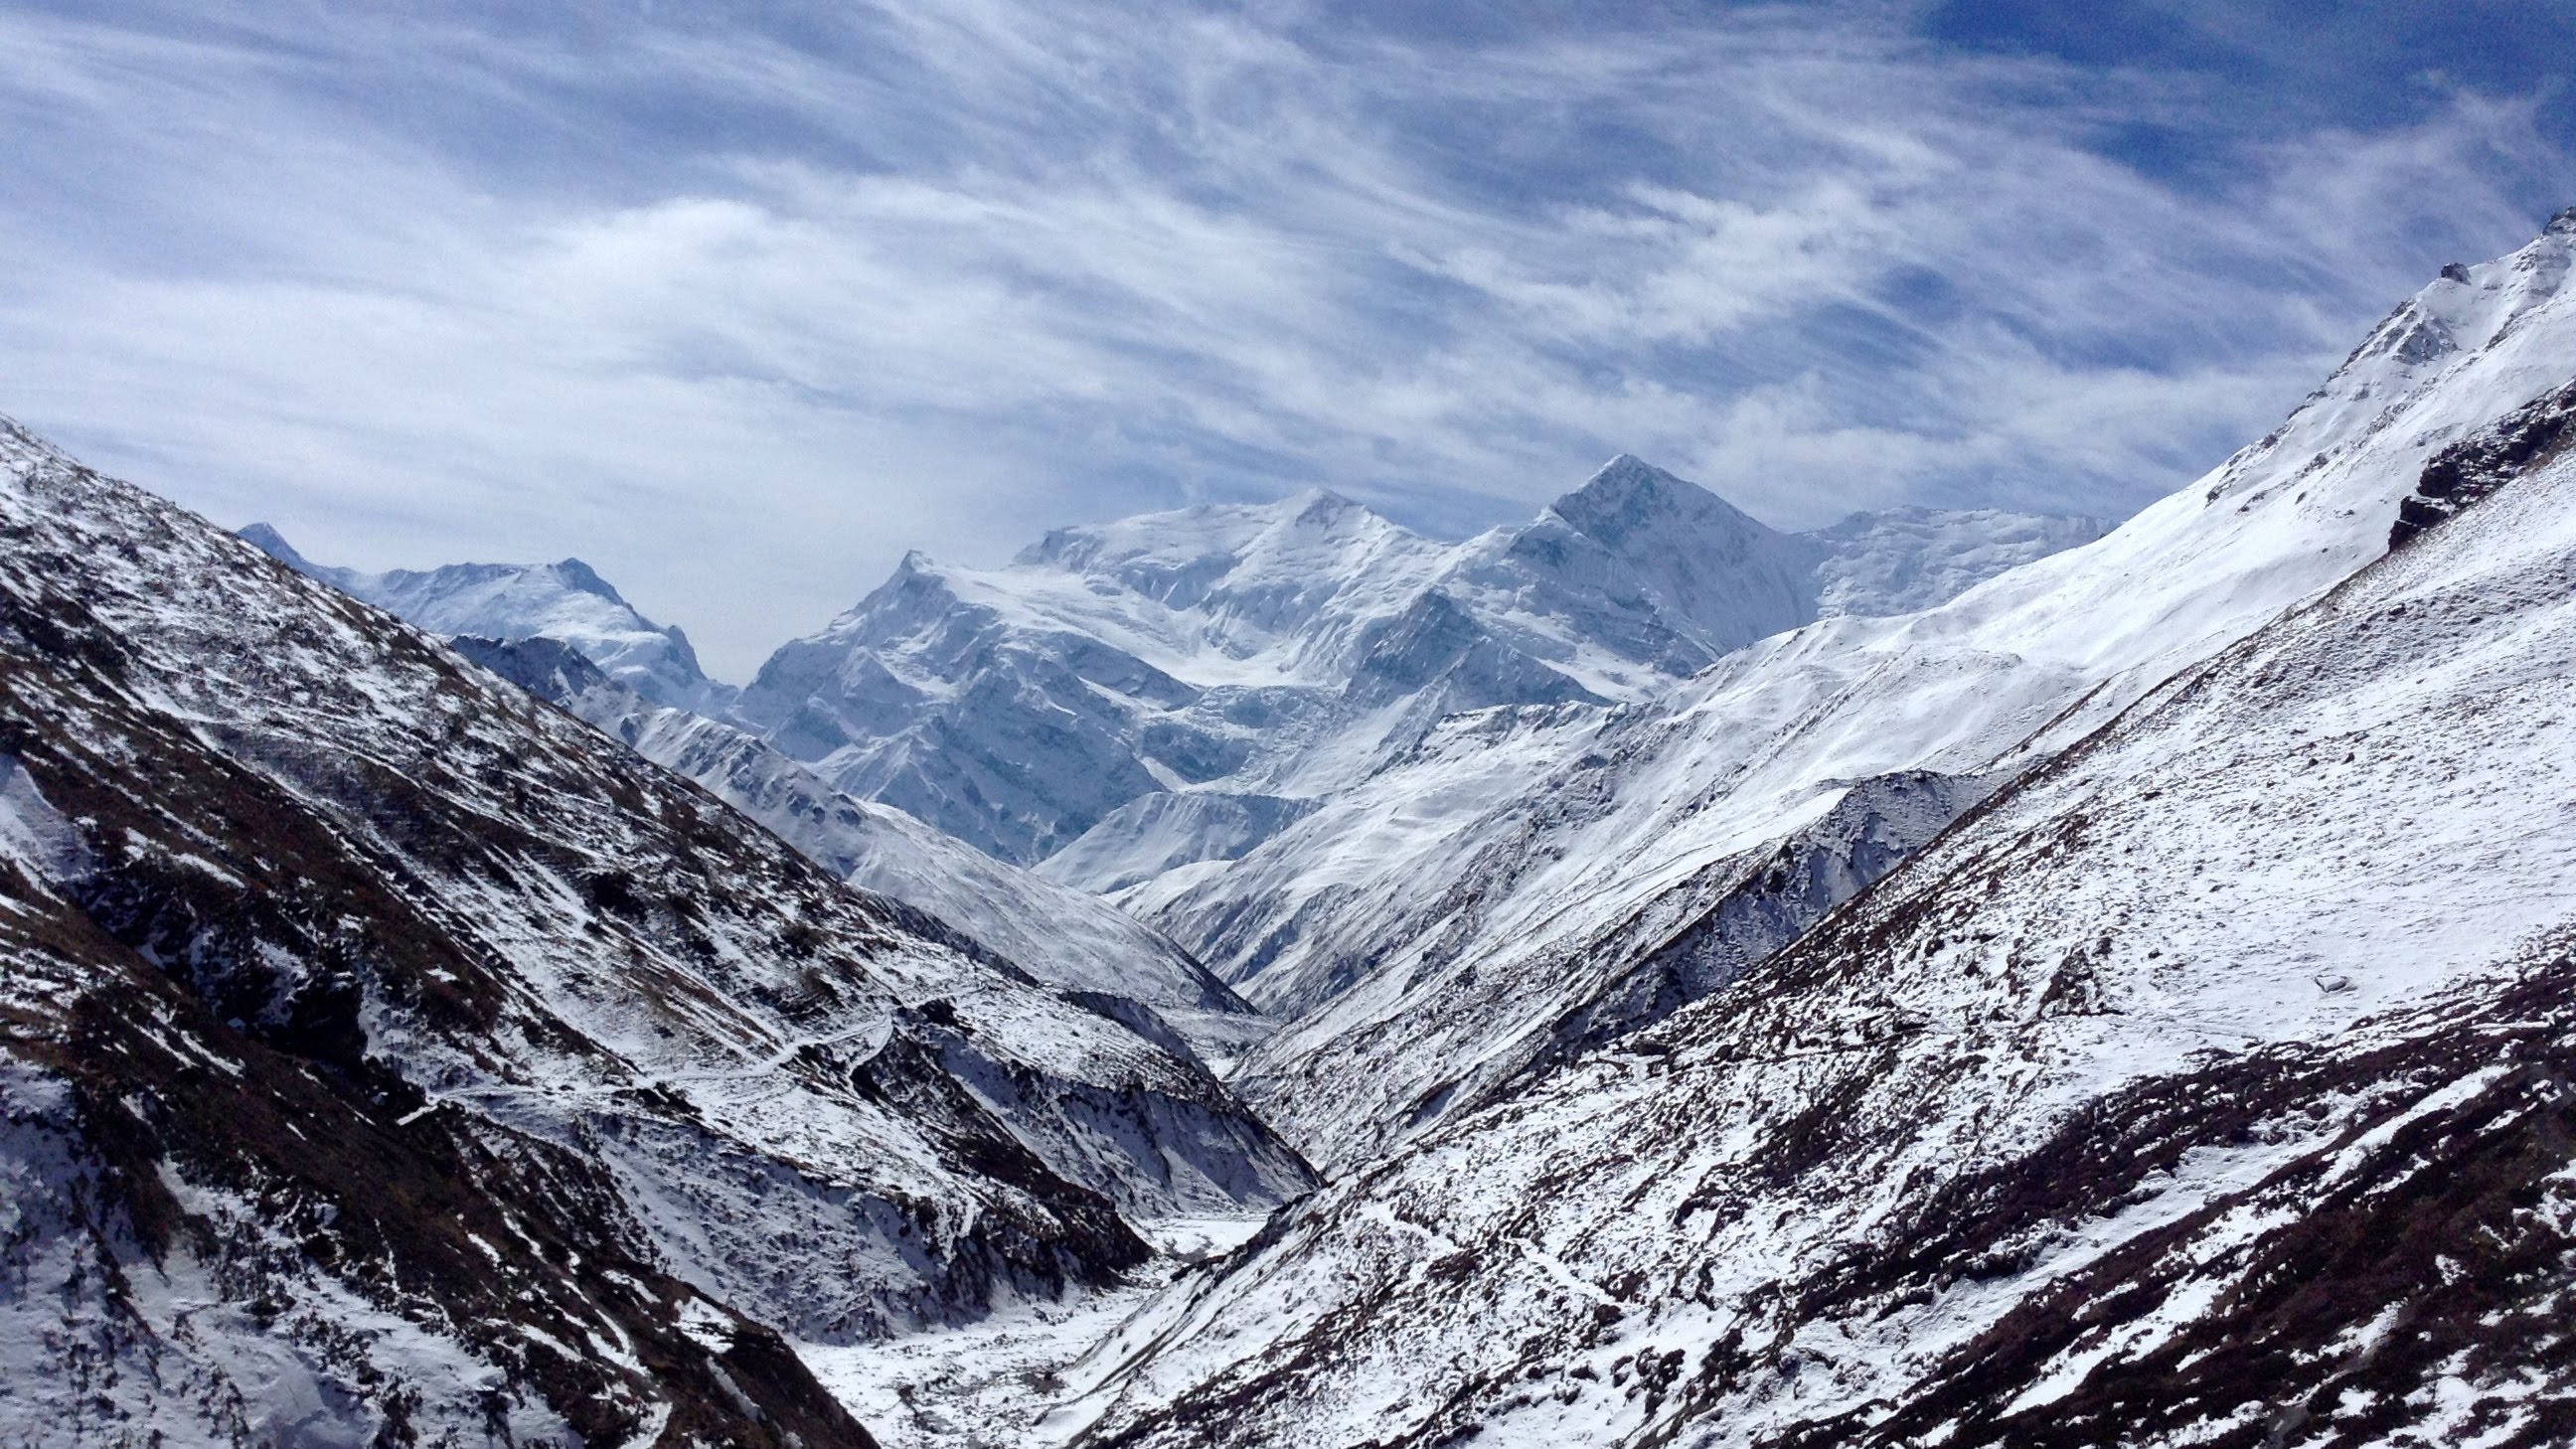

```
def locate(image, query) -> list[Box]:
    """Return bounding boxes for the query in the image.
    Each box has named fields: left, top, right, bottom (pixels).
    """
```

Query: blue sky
left=3, top=0, right=2571, bottom=677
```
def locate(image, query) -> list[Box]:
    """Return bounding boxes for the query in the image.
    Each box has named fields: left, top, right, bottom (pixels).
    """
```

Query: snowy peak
left=536, top=555, right=626, bottom=605
left=2354, top=209, right=2569, bottom=374
left=731, top=449, right=2104, bottom=870
left=1009, top=488, right=1419, bottom=635
left=1547, top=452, right=1777, bottom=556
left=242, top=525, right=733, bottom=715
left=239, top=520, right=311, bottom=571
left=2204, top=207, right=2574, bottom=514
left=1539, top=454, right=1823, bottom=654
left=1015, top=488, right=1394, bottom=576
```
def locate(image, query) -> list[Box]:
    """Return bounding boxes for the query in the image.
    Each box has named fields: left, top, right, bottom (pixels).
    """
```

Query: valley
left=7, top=208, right=2576, bottom=1448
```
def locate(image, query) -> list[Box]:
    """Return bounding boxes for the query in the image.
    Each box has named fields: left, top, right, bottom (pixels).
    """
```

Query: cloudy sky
left=5, top=0, right=2573, bottom=677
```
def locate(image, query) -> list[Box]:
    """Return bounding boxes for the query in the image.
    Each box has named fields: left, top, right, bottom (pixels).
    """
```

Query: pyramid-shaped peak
left=548, top=557, right=629, bottom=605
left=1277, top=486, right=1377, bottom=527
left=1549, top=454, right=1772, bottom=549
left=1285, top=485, right=1355, bottom=507
left=239, top=522, right=309, bottom=569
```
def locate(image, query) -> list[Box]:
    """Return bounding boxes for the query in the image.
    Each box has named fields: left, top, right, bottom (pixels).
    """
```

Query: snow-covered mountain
left=21, top=159, right=2572, bottom=1444
left=1131, top=208, right=2576, bottom=1170
left=731, top=468, right=2102, bottom=866
left=1043, top=209, right=2576, bottom=1449
left=242, top=524, right=738, bottom=715
left=452, top=633, right=1278, bottom=1067
left=0, top=419, right=1310, bottom=1442
left=246, top=523, right=1276, bottom=1065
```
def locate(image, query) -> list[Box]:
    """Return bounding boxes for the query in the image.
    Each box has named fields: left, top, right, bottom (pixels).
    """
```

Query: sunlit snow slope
left=1062, top=212, right=2576, bottom=1449
left=1154, top=210, right=2576, bottom=1167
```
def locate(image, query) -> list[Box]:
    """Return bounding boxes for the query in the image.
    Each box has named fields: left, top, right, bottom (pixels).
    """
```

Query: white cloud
left=0, top=1, right=2567, bottom=675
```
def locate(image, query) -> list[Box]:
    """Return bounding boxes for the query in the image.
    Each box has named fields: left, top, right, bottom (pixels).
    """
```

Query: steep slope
left=244, top=524, right=1278, bottom=1066
left=1058, top=288, right=2576, bottom=1449
left=1536, top=454, right=1826, bottom=654
left=242, top=523, right=736, bottom=715
left=452, top=634, right=1278, bottom=1067
left=1148, top=211, right=2576, bottom=1166
left=1227, top=766, right=1998, bottom=1167
left=1809, top=505, right=2112, bottom=618
left=0, top=419, right=1300, bottom=1442
left=733, top=472, right=2096, bottom=867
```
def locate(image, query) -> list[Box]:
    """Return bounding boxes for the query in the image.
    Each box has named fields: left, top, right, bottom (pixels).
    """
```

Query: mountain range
left=723, top=468, right=2105, bottom=867
left=8, top=206, right=2575, bottom=1446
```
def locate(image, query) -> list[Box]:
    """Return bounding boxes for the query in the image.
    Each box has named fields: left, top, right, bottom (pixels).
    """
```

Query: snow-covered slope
left=732, top=466, right=2098, bottom=866
left=1145, top=211, right=2576, bottom=1168
left=450, top=633, right=1277, bottom=1067
left=1810, top=505, right=2113, bottom=618
left=242, top=523, right=737, bottom=714
left=1057, top=228, right=2576, bottom=1448
left=0, top=419, right=1307, bottom=1443
left=246, top=523, right=1277, bottom=1065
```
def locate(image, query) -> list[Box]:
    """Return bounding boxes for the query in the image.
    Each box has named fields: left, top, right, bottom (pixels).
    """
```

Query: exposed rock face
left=2392, top=375, right=2576, bottom=546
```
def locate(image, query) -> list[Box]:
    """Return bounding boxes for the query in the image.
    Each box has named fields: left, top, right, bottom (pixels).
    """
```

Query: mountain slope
left=0, top=418, right=1302, bottom=1442
left=1143, top=211, right=2576, bottom=1167
left=242, top=524, right=737, bottom=715
left=451, top=633, right=1279, bottom=1067
left=1809, top=505, right=2114, bottom=618
left=728, top=473, right=2099, bottom=867
left=1058, top=265, right=2576, bottom=1449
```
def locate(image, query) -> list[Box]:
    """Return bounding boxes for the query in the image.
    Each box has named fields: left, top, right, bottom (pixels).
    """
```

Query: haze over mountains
left=7, top=208, right=2576, bottom=1447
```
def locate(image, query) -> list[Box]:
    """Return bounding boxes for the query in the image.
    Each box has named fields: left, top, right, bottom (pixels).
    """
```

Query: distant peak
left=1549, top=455, right=1769, bottom=549
left=1287, top=487, right=1364, bottom=525
left=886, top=549, right=963, bottom=591
left=1570, top=454, right=1682, bottom=497
left=548, top=558, right=629, bottom=606
left=240, top=521, right=294, bottom=553
left=238, top=522, right=315, bottom=572
left=2550, top=205, right=2576, bottom=238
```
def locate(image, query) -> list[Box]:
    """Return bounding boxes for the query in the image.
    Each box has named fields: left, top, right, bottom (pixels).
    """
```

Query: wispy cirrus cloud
left=0, top=0, right=2569, bottom=675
